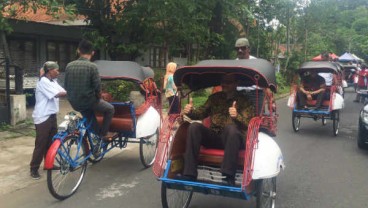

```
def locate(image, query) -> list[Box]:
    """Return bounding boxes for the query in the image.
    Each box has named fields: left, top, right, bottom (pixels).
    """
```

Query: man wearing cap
left=30, top=61, right=67, bottom=179
left=234, top=37, right=257, bottom=60
left=234, top=37, right=274, bottom=115
left=212, top=37, right=257, bottom=94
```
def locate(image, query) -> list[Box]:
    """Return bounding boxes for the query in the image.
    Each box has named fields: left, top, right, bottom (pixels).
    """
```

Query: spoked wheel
left=47, top=135, right=87, bottom=200
left=161, top=182, right=193, bottom=208
left=139, top=129, right=159, bottom=168
left=256, top=177, right=277, bottom=208
left=322, top=117, right=327, bottom=125
left=292, top=112, right=300, bottom=132
left=332, top=110, right=340, bottom=136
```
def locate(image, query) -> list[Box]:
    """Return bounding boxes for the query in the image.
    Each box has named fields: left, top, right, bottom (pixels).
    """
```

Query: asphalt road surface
left=1, top=88, right=368, bottom=208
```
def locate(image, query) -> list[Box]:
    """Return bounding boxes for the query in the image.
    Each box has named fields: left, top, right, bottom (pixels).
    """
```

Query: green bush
left=154, top=68, right=166, bottom=90
left=102, top=80, right=140, bottom=101
left=276, top=72, right=290, bottom=94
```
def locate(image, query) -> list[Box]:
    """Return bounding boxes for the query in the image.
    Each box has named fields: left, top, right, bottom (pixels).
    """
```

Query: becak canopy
left=311, top=53, right=339, bottom=61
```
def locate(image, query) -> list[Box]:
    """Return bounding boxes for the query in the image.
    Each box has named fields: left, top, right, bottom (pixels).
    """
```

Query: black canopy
left=173, top=59, right=277, bottom=92
left=94, top=60, right=147, bottom=83
left=298, top=61, right=340, bottom=75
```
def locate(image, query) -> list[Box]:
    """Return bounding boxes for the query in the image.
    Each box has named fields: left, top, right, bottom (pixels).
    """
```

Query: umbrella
left=338, top=52, right=356, bottom=62
left=352, top=54, right=362, bottom=61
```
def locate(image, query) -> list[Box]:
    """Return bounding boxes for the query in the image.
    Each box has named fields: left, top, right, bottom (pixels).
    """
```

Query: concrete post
left=10, top=94, right=26, bottom=125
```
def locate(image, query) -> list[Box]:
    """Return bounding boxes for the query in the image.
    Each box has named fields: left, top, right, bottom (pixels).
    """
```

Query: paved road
left=1, top=88, right=368, bottom=208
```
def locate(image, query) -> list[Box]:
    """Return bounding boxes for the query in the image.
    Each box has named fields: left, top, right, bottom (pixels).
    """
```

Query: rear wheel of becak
left=256, top=177, right=277, bottom=208
left=332, top=110, right=340, bottom=136
left=139, top=129, right=159, bottom=168
left=292, top=111, right=300, bottom=132
left=161, top=182, right=193, bottom=208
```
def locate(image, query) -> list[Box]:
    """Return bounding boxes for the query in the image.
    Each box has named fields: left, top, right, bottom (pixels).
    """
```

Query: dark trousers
left=297, top=91, right=324, bottom=108
left=167, top=95, right=180, bottom=114
left=183, top=123, right=245, bottom=177
left=81, top=99, right=114, bottom=136
left=30, top=114, right=57, bottom=171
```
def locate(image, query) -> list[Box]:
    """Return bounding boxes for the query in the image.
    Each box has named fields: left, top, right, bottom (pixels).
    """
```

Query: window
left=47, top=41, right=78, bottom=72
left=8, top=39, right=37, bottom=75
left=149, top=46, right=166, bottom=68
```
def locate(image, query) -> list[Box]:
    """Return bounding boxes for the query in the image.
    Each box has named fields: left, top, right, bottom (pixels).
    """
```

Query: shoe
left=222, top=176, right=236, bottom=186
left=174, top=174, right=196, bottom=181
left=92, top=140, right=102, bottom=158
left=353, top=100, right=359, bottom=103
left=30, top=169, right=40, bottom=180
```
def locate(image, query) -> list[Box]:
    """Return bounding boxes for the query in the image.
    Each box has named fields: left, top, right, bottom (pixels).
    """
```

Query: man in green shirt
left=64, top=39, right=114, bottom=140
left=179, top=74, right=254, bottom=186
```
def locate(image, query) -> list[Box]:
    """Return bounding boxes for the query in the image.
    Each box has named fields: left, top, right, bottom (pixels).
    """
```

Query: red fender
left=44, top=139, right=61, bottom=170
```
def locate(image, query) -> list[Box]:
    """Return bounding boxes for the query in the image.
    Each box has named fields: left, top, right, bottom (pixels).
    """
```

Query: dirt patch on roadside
left=0, top=136, right=45, bottom=196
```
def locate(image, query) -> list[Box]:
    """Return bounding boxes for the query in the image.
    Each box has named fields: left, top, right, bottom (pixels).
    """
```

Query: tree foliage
left=1, top=0, right=367, bottom=67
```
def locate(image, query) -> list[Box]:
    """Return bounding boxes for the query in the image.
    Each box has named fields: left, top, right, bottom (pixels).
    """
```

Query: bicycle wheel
left=256, top=177, right=276, bottom=208
left=332, top=110, right=340, bottom=136
left=47, top=135, right=87, bottom=200
left=322, top=117, right=327, bottom=125
left=161, top=182, right=193, bottom=208
left=139, top=129, right=159, bottom=168
left=292, top=111, right=300, bottom=132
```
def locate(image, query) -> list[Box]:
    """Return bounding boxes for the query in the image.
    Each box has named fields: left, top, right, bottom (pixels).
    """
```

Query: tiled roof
left=3, top=4, right=85, bottom=24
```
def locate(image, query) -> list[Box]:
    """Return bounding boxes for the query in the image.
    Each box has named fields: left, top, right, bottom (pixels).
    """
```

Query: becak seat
left=198, top=117, right=245, bottom=167
left=306, top=99, right=330, bottom=107
left=198, top=147, right=245, bottom=167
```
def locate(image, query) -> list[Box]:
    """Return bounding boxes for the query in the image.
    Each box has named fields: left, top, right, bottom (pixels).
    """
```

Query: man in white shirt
left=30, top=61, right=66, bottom=179
left=235, top=38, right=273, bottom=115
left=234, top=38, right=257, bottom=60
left=318, top=72, right=333, bottom=87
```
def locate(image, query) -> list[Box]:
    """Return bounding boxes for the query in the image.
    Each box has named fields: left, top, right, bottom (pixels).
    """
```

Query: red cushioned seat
left=306, top=100, right=330, bottom=107
left=198, top=146, right=245, bottom=167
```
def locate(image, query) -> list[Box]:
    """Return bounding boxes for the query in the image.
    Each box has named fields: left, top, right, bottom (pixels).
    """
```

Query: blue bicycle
left=45, top=61, right=161, bottom=200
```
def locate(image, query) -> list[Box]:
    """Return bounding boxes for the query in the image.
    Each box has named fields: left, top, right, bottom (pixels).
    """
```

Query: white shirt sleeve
left=38, top=77, right=65, bottom=100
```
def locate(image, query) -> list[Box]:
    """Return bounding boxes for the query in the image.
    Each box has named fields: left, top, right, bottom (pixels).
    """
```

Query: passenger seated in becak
left=176, top=74, right=254, bottom=186
left=297, top=70, right=326, bottom=110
